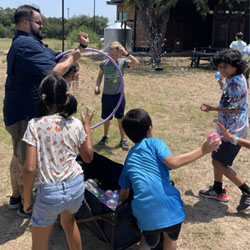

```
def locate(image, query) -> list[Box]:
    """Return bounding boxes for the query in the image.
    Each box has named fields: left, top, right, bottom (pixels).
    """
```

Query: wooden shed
left=107, top=0, right=250, bottom=52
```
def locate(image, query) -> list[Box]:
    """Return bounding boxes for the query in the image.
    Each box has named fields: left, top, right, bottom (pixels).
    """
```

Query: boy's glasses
left=27, top=19, right=43, bottom=26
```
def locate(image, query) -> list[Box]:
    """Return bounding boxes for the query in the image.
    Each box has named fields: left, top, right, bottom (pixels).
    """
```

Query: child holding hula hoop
left=23, top=74, right=94, bottom=250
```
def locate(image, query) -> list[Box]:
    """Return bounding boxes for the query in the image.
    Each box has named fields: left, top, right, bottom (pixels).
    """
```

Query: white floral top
left=22, top=114, right=86, bottom=185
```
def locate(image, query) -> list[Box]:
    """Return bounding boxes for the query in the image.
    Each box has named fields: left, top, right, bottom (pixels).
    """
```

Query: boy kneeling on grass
left=118, top=108, right=221, bottom=250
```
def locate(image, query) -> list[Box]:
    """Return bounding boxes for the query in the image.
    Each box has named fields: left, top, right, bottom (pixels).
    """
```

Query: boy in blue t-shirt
left=118, top=108, right=221, bottom=250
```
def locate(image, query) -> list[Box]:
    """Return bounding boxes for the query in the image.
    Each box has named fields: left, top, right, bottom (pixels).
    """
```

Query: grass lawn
left=0, top=52, right=250, bottom=250
left=0, top=38, right=102, bottom=52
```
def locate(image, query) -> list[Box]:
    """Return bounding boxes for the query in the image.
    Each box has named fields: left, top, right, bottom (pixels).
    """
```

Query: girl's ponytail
left=58, top=93, right=77, bottom=119
left=37, top=74, right=78, bottom=119
left=37, top=94, right=49, bottom=117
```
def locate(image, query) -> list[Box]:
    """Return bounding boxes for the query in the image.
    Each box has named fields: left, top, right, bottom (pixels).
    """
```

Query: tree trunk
left=135, top=1, right=171, bottom=66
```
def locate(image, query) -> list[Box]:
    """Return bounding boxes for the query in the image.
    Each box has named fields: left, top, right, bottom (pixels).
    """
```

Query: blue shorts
left=32, top=174, right=85, bottom=227
left=101, top=93, right=126, bottom=120
left=212, top=141, right=241, bottom=166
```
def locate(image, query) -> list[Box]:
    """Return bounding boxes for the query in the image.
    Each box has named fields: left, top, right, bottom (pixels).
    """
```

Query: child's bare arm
left=78, top=108, right=94, bottom=163
left=119, top=188, right=130, bottom=203
left=119, top=45, right=139, bottom=67
left=51, top=32, right=89, bottom=76
left=163, top=134, right=221, bottom=169
left=23, top=144, right=37, bottom=213
left=218, top=122, right=250, bottom=149
left=127, top=54, right=139, bottom=67
left=200, top=103, right=240, bottom=114
left=95, top=69, right=104, bottom=94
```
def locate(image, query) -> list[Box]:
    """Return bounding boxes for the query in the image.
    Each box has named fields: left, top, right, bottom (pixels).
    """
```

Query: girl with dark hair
left=199, top=49, right=250, bottom=212
left=63, top=62, right=80, bottom=90
left=22, top=74, right=94, bottom=250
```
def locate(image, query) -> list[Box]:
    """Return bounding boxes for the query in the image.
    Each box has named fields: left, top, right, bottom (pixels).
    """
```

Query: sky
left=0, top=0, right=117, bottom=24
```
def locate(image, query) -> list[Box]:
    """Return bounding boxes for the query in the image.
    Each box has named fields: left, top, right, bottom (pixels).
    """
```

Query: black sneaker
left=199, top=186, right=229, bottom=202
left=120, top=139, right=129, bottom=150
left=237, top=192, right=250, bottom=212
left=17, top=204, right=32, bottom=218
left=98, top=136, right=108, bottom=145
left=9, top=196, right=21, bottom=209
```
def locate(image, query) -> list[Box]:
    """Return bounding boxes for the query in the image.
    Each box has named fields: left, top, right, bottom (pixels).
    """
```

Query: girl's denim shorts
left=32, top=174, right=85, bottom=227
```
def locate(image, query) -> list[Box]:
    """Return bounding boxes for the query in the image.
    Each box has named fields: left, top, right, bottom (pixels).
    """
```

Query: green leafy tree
left=90, top=16, right=109, bottom=35
left=0, top=7, right=108, bottom=40
left=0, top=23, right=7, bottom=37
left=66, top=24, right=99, bottom=45
left=65, top=15, right=108, bottom=37
left=42, top=17, right=63, bottom=39
left=0, top=7, right=16, bottom=37
left=124, top=0, right=248, bottom=66
left=0, top=7, right=15, bottom=27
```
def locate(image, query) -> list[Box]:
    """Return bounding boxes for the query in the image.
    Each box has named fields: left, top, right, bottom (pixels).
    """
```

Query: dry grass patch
left=0, top=54, right=250, bottom=250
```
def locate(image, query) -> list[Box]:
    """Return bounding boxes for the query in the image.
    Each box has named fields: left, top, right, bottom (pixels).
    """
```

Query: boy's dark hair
left=235, top=32, right=244, bottom=40
left=122, top=108, right=152, bottom=143
left=37, top=74, right=77, bottom=119
left=213, top=49, right=246, bottom=74
left=14, top=5, right=41, bottom=24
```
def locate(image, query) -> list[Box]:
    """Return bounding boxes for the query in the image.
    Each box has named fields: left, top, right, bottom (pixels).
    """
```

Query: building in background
left=107, top=0, right=250, bottom=52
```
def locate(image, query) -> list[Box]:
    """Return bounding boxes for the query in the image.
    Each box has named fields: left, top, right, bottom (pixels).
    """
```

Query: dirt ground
left=0, top=54, right=250, bottom=250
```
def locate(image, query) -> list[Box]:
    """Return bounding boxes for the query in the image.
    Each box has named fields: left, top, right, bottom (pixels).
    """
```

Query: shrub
left=66, top=24, right=99, bottom=45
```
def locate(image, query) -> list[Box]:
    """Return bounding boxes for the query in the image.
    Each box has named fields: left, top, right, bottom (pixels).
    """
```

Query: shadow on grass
left=184, top=189, right=250, bottom=222
left=0, top=204, right=31, bottom=245
left=84, top=54, right=217, bottom=78
left=93, top=142, right=128, bottom=155
left=184, top=189, right=229, bottom=223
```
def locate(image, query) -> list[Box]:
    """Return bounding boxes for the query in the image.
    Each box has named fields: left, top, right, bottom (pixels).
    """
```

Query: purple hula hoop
left=55, top=48, right=124, bottom=129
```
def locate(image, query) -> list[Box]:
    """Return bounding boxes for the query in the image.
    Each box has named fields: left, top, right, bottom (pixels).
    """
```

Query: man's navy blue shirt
left=3, top=30, right=58, bottom=126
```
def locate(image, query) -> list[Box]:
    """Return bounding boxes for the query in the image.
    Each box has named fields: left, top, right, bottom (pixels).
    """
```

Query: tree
left=66, top=24, right=99, bottom=45
left=124, top=0, right=248, bottom=67
left=65, top=15, right=108, bottom=37
left=0, top=7, right=108, bottom=39
left=42, top=17, right=62, bottom=39
left=0, top=23, right=7, bottom=38
left=0, top=7, right=15, bottom=37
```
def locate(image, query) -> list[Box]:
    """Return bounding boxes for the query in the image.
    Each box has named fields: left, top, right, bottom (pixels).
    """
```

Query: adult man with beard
left=3, top=4, right=89, bottom=217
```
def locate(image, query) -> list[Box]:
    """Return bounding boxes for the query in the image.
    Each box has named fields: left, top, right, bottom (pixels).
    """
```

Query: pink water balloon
left=106, top=199, right=118, bottom=210
left=105, top=190, right=113, bottom=197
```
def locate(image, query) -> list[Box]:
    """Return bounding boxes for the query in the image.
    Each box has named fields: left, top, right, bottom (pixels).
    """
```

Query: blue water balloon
left=215, top=71, right=221, bottom=80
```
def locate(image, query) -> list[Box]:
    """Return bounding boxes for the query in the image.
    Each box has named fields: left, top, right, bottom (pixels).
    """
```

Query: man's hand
left=78, top=32, right=89, bottom=47
left=71, top=49, right=81, bottom=61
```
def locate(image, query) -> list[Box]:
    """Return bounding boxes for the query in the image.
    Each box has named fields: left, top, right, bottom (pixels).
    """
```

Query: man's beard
left=30, top=23, right=43, bottom=40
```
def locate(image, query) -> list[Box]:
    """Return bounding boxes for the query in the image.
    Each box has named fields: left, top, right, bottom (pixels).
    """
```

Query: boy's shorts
left=143, top=222, right=182, bottom=248
left=212, top=141, right=241, bottom=166
left=32, top=174, right=84, bottom=227
left=101, top=93, right=126, bottom=120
